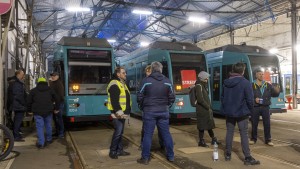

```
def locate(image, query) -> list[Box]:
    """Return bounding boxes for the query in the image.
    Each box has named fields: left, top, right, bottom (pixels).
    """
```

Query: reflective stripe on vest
left=106, top=80, right=131, bottom=111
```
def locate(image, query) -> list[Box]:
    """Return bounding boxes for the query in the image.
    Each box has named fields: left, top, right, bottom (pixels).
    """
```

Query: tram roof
left=207, top=44, right=270, bottom=54
left=148, top=41, right=202, bottom=51
left=57, top=37, right=112, bottom=48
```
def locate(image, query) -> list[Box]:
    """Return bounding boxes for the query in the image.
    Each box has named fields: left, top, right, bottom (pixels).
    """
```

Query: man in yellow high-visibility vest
left=107, top=66, right=131, bottom=159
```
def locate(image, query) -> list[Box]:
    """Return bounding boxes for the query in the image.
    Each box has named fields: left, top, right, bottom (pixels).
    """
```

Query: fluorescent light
left=132, top=9, right=153, bottom=15
left=188, top=16, right=207, bottom=23
left=269, top=48, right=278, bottom=54
left=140, top=42, right=149, bottom=47
left=66, top=7, right=90, bottom=12
left=107, top=39, right=116, bottom=43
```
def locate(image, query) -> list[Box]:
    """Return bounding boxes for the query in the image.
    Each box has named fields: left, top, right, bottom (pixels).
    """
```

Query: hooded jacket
left=27, top=82, right=59, bottom=117
left=137, top=71, right=175, bottom=112
left=221, top=73, right=254, bottom=118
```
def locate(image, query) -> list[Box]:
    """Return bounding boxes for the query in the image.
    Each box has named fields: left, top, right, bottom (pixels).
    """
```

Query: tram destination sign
left=0, top=0, right=12, bottom=15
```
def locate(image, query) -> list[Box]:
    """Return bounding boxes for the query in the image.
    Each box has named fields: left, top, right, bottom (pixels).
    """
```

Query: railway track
left=169, top=118, right=300, bottom=168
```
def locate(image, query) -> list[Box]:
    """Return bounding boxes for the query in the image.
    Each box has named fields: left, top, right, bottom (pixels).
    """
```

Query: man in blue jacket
left=250, top=69, right=280, bottom=146
left=221, top=62, right=260, bottom=165
left=137, top=61, right=175, bottom=165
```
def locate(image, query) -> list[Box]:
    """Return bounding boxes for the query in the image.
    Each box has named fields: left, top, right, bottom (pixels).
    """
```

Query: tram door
left=209, top=63, right=222, bottom=111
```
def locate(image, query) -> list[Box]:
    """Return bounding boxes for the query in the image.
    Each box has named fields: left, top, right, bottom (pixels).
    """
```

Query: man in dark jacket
left=195, top=71, right=219, bottom=147
left=250, top=69, right=280, bottom=146
left=106, top=66, right=131, bottom=159
left=137, top=61, right=175, bottom=165
left=11, top=69, right=27, bottom=142
left=27, top=78, right=59, bottom=149
left=221, top=62, right=260, bottom=165
left=49, top=72, right=65, bottom=138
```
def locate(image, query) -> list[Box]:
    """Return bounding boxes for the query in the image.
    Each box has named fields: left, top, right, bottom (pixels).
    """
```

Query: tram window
left=222, top=64, right=249, bottom=81
left=213, top=67, right=220, bottom=101
left=161, top=61, right=169, bottom=78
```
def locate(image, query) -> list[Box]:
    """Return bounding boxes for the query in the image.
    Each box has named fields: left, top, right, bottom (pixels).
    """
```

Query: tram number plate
left=69, top=109, right=78, bottom=112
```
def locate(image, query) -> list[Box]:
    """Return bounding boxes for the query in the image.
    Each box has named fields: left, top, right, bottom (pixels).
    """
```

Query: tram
left=52, top=37, right=115, bottom=122
left=205, top=44, right=287, bottom=114
left=119, top=41, right=207, bottom=118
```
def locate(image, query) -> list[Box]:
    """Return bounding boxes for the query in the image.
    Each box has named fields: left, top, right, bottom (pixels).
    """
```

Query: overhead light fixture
left=140, top=42, right=150, bottom=47
left=107, top=39, right=116, bottom=43
left=66, top=7, right=90, bottom=12
left=269, top=48, right=278, bottom=54
left=132, top=9, right=153, bottom=15
left=188, top=16, right=207, bottom=23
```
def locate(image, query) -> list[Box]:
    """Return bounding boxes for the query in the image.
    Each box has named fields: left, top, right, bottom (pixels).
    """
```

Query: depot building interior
left=0, top=0, right=300, bottom=102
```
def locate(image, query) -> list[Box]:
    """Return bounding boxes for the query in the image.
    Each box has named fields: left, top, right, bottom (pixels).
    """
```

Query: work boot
left=198, top=139, right=209, bottom=147
left=211, top=137, right=221, bottom=145
left=137, top=158, right=150, bottom=165
left=109, top=152, right=118, bottom=159
left=117, top=151, right=130, bottom=156
left=244, top=156, right=260, bottom=165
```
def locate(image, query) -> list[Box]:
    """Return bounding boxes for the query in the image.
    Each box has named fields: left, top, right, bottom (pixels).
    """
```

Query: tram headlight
left=176, top=101, right=184, bottom=106
left=175, top=85, right=182, bottom=91
left=72, top=84, right=80, bottom=92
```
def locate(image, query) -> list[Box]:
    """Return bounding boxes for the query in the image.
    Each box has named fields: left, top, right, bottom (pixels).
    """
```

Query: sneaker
left=224, top=153, right=231, bottom=161
left=117, top=151, right=130, bottom=156
left=249, top=140, right=256, bottom=145
left=244, top=156, right=260, bottom=165
left=137, top=158, right=150, bottom=165
left=266, top=141, right=274, bottom=146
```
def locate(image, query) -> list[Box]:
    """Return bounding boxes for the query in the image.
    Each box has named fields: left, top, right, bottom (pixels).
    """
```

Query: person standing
left=107, top=66, right=131, bottom=159
left=27, top=78, right=59, bottom=148
left=250, top=69, right=280, bottom=146
left=11, top=69, right=27, bottom=142
left=139, top=65, right=164, bottom=150
left=49, top=72, right=65, bottom=138
left=221, top=62, right=260, bottom=165
left=195, top=71, right=219, bottom=147
left=137, top=61, right=175, bottom=165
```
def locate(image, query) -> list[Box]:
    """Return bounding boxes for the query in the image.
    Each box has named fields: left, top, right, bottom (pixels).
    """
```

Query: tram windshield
left=67, top=49, right=112, bottom=95
left=170, top=53, right=206, bottom=94
left=248, top=55, right=282, bottom=89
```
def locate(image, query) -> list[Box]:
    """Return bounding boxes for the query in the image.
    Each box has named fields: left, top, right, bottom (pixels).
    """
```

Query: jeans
left=225, top=116, right=251, bottom=158
left=34, top=114, right=53, bottom=146
left=141, top=111, right=174, bottom=160
left=251, top=106, right=271, bottom=143
left=53, top=103, right=65, bottom=137
left=110, top=118, right=125, bottom=154
left=13, top=111, right=25, bottom=139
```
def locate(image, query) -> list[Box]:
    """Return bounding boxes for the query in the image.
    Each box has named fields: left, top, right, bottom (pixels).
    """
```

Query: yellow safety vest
left=106, top=80, right=131, bottom=111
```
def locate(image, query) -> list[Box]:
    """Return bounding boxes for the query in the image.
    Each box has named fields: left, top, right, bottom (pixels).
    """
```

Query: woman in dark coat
left=195, top=71, right=219, bottom=147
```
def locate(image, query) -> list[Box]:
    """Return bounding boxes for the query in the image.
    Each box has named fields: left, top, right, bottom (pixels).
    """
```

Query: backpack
left=189, top=84, right=202, bottom=107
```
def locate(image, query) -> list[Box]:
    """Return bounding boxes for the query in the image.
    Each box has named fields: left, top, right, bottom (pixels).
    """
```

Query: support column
left=229, top=25, right=234, bottom=45
left=0, top=0, right=16, bottom=125
left=291, top=0, right=298, bottom=109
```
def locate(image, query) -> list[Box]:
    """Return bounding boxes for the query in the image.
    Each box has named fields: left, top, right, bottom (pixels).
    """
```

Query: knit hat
left=37, top=77, right=46, bottom=83
left=198, top=71, right=210, bottom=80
